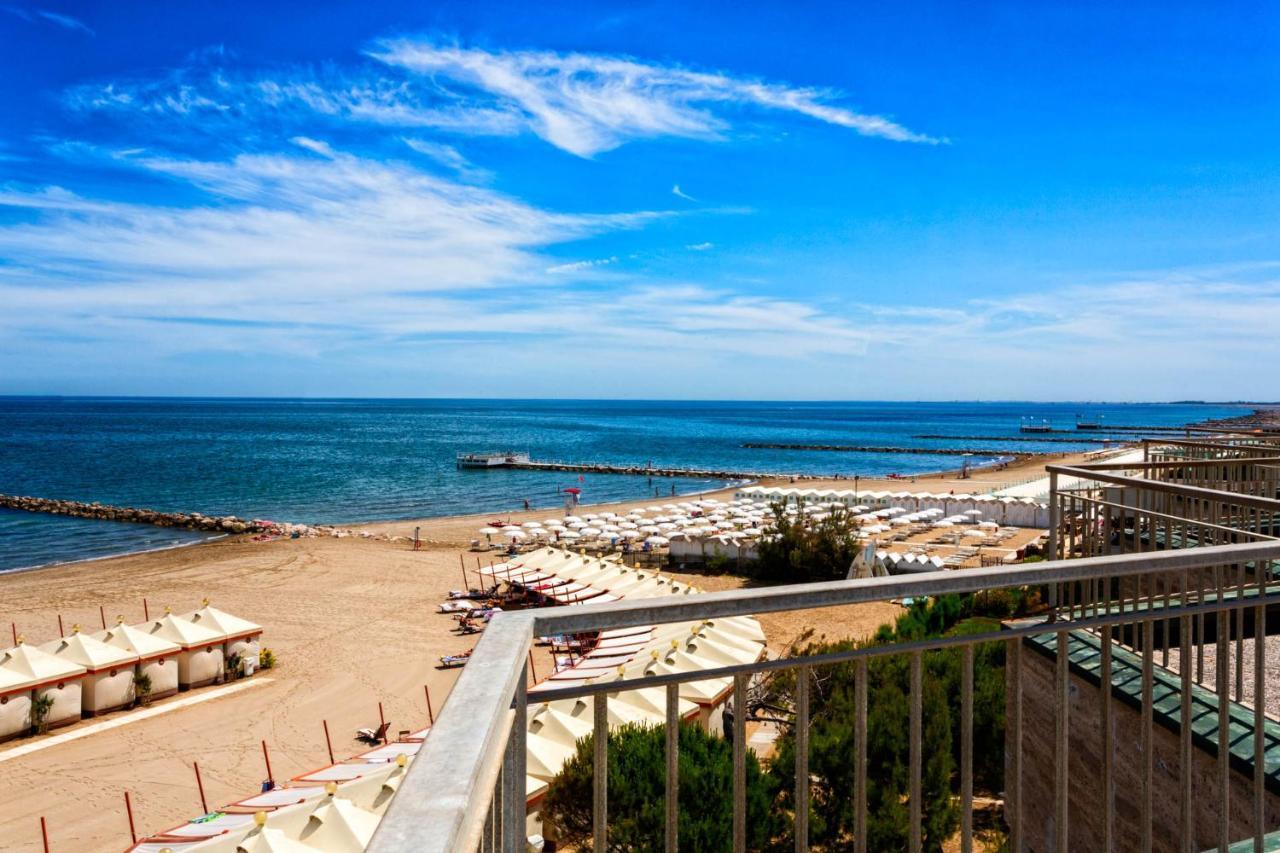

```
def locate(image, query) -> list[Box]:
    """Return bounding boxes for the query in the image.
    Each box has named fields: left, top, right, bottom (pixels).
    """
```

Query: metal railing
left=370, top=538, right=1280, bottom=852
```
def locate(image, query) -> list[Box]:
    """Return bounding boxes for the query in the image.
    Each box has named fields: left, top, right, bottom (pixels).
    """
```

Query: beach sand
left=0, top=449, right=1081, bottom=851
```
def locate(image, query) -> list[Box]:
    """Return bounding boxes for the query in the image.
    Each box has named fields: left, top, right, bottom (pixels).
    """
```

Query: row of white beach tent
left=127, top=732, right=430, bottom=852
left=479, top=496, right=782, bottom=549
left=0, top=602, right=261, bottom=742
left=480, top=547, right=767, bottom=809
left=734, top=486, right=1050, bottom=528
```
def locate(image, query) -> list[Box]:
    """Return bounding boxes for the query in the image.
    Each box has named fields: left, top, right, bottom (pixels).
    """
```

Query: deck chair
left=356, top=721, right=391, bottom=744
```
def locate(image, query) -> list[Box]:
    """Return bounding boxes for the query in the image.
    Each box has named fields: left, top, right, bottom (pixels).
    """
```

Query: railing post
left=502, top=675, right=527, bottom=852
left=733, top=672, right=747, bottom=853
left=665, top=682, right=679, bottom=853
left=593, top=692, right=608, bottom=853
left=961, top=643, right=973, bottom=853
left=909, top=651, right=922, bottom=853
left=795, top=665, right=810, bottom=853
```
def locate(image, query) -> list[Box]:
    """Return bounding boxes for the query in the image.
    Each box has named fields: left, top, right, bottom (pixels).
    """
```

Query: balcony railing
left=369, top=533, right=1280, bottom=852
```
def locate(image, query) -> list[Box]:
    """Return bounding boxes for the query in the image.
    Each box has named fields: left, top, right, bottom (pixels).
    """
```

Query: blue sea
left=0, top=398, right=1245, bottom=572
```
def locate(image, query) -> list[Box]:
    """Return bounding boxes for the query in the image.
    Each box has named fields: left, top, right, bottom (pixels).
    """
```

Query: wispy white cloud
left=686, top=241, right=714, bottom=251
left=546, top=256, right=618, bottom=274
left=368, top=39, right=942, bottom=156
left=672, top=184, right=697, bottom=202
left=4, top=5, right=94, bottom=34
left=37, top=8, right=92, bottom=34
left=401, top=137, right=491, bottom=182
left=64, top=38, right=939, bottom=158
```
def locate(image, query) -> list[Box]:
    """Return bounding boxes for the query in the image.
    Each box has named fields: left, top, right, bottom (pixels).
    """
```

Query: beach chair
left=438, top=649, right=473, bottom=668
left=356, top=721, right=391, bottom=744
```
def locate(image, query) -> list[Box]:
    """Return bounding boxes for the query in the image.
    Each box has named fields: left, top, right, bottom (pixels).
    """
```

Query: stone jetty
left=0, top=494, right=350, bottom=538
left=741, top=443, right=1033, bottom=457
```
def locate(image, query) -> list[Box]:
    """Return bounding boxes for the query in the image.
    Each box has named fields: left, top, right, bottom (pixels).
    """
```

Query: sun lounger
left=356, top=721, right=391, bottom=744
left=439, top=650, right=472, bottom=668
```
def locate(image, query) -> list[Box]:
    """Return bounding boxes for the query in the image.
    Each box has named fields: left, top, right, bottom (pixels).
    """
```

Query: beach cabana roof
left=138, top=611, right=226, bottom=649
left=181, top=602, right=262, bottom=641
left=0, top=640, right=87, bottom=688
left=40, top=627, right=138, bottom=672
left=91, top=619, right=182, bottom=660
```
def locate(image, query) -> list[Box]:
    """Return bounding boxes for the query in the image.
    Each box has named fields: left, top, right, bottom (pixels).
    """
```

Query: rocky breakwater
left=0, top=494, right=370, bottom=539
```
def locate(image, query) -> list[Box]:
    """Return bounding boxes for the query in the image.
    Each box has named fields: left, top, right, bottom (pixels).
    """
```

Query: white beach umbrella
left=564, top=516, right=583, bottom=523
left=934, top=520, right=955, bottom=528
left=646, top=536, right=670, bottom=546
left=559, top=529, right=582, bottom=540
left=522, top=521, right=543, bottom=529
left=963, top=528, right=986, bottom=538
left=658, top=522, right=679, bottom=531
left=619, top=530, right=642, bottom=540
left=503, top=529, right=526, bottom=540
left=978, top=521, right=999, bottom=529
left=964, top=509, right=983, bottom=517
left=639, top=524, right=661, bottom=534
left=618, top=521, right=639, bottom=530
left=479, top=526, right=500, bottom=535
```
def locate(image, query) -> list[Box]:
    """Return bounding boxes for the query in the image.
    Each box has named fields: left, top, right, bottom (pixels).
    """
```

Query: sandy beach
left=0, top=449, right=1085, bottom=851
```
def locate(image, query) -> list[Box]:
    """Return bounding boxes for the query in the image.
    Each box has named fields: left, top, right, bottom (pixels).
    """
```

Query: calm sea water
left=0, top=398, right=1244, bottom=572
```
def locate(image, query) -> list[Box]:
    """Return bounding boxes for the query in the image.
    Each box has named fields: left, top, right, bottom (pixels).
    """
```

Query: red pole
left=40, top=816, right=49, bottom=853
left=323, top=719, right=335, bottom=764
left=124, top=791, right=137, bottom=843
left=100, top=605, right=107, bottom=630
left=378, top=701, right=387, bottom=744
left=424, top=685, right=434, bottom=725
left=57, top=614, right=64, bottom=636
left=194, top=761, right=208, bottom=814
left=143, top=598, right=149, bottom=621
left=261, top=740, right=274, bottom=786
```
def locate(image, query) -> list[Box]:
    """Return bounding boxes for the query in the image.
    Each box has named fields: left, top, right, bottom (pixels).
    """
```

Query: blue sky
left=2, top=1, right=1278, bottom=399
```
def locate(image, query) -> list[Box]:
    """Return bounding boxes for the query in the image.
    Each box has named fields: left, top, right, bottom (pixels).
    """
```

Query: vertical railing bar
left=1180, top=605, right=1193, bottom=853
left=1215, top=565, right=1230, bottom=852
left=1102, top=614, right=1114, bottom=852
left=593, top=692, right=608, bottom=853
left=961, top=642, right=974, bottom=853
left=733, top=672, right=747, bottom=853
left=1236, top=561, right=1246, bottom=701
left=910, top=650, right=923, bottom=853
left=1054, top=629, right=1069, bottom=853
left=1254, top=593, right=1266, bottom=853
left=665, top=682, right=679, bottom=853
left=855, top=658, right=868, bottom=853
left=1009, top=638, right=1022, bottom=853
left=502, top=676, right=527, bottom=852
left=1141, top=618, right=1154, bottom=853
left=795, top=664, right=810, bottom=853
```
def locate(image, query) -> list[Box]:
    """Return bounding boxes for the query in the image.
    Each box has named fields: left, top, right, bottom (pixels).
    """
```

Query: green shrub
left=542, top=722, right=781, bottom=851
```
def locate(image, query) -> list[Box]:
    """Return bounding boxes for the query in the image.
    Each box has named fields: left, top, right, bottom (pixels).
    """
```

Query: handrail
left=368, top=612, right=534, bottom=853
left=1047, top=465, right=1280, bottom=512
left=531, top=539, right=1280, bottom=634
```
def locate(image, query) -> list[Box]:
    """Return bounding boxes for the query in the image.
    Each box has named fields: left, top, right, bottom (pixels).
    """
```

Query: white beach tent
left=40, top=626, right=139, bottom=716
left=91, top=617, right=182, bottom=701
left=181, top=601, right=263, bottom=674
left=0, top=639, right=86, bottom=733
left=137, top=610, right=226, bottom=689
left=0, top=656, right=35, bottom=742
